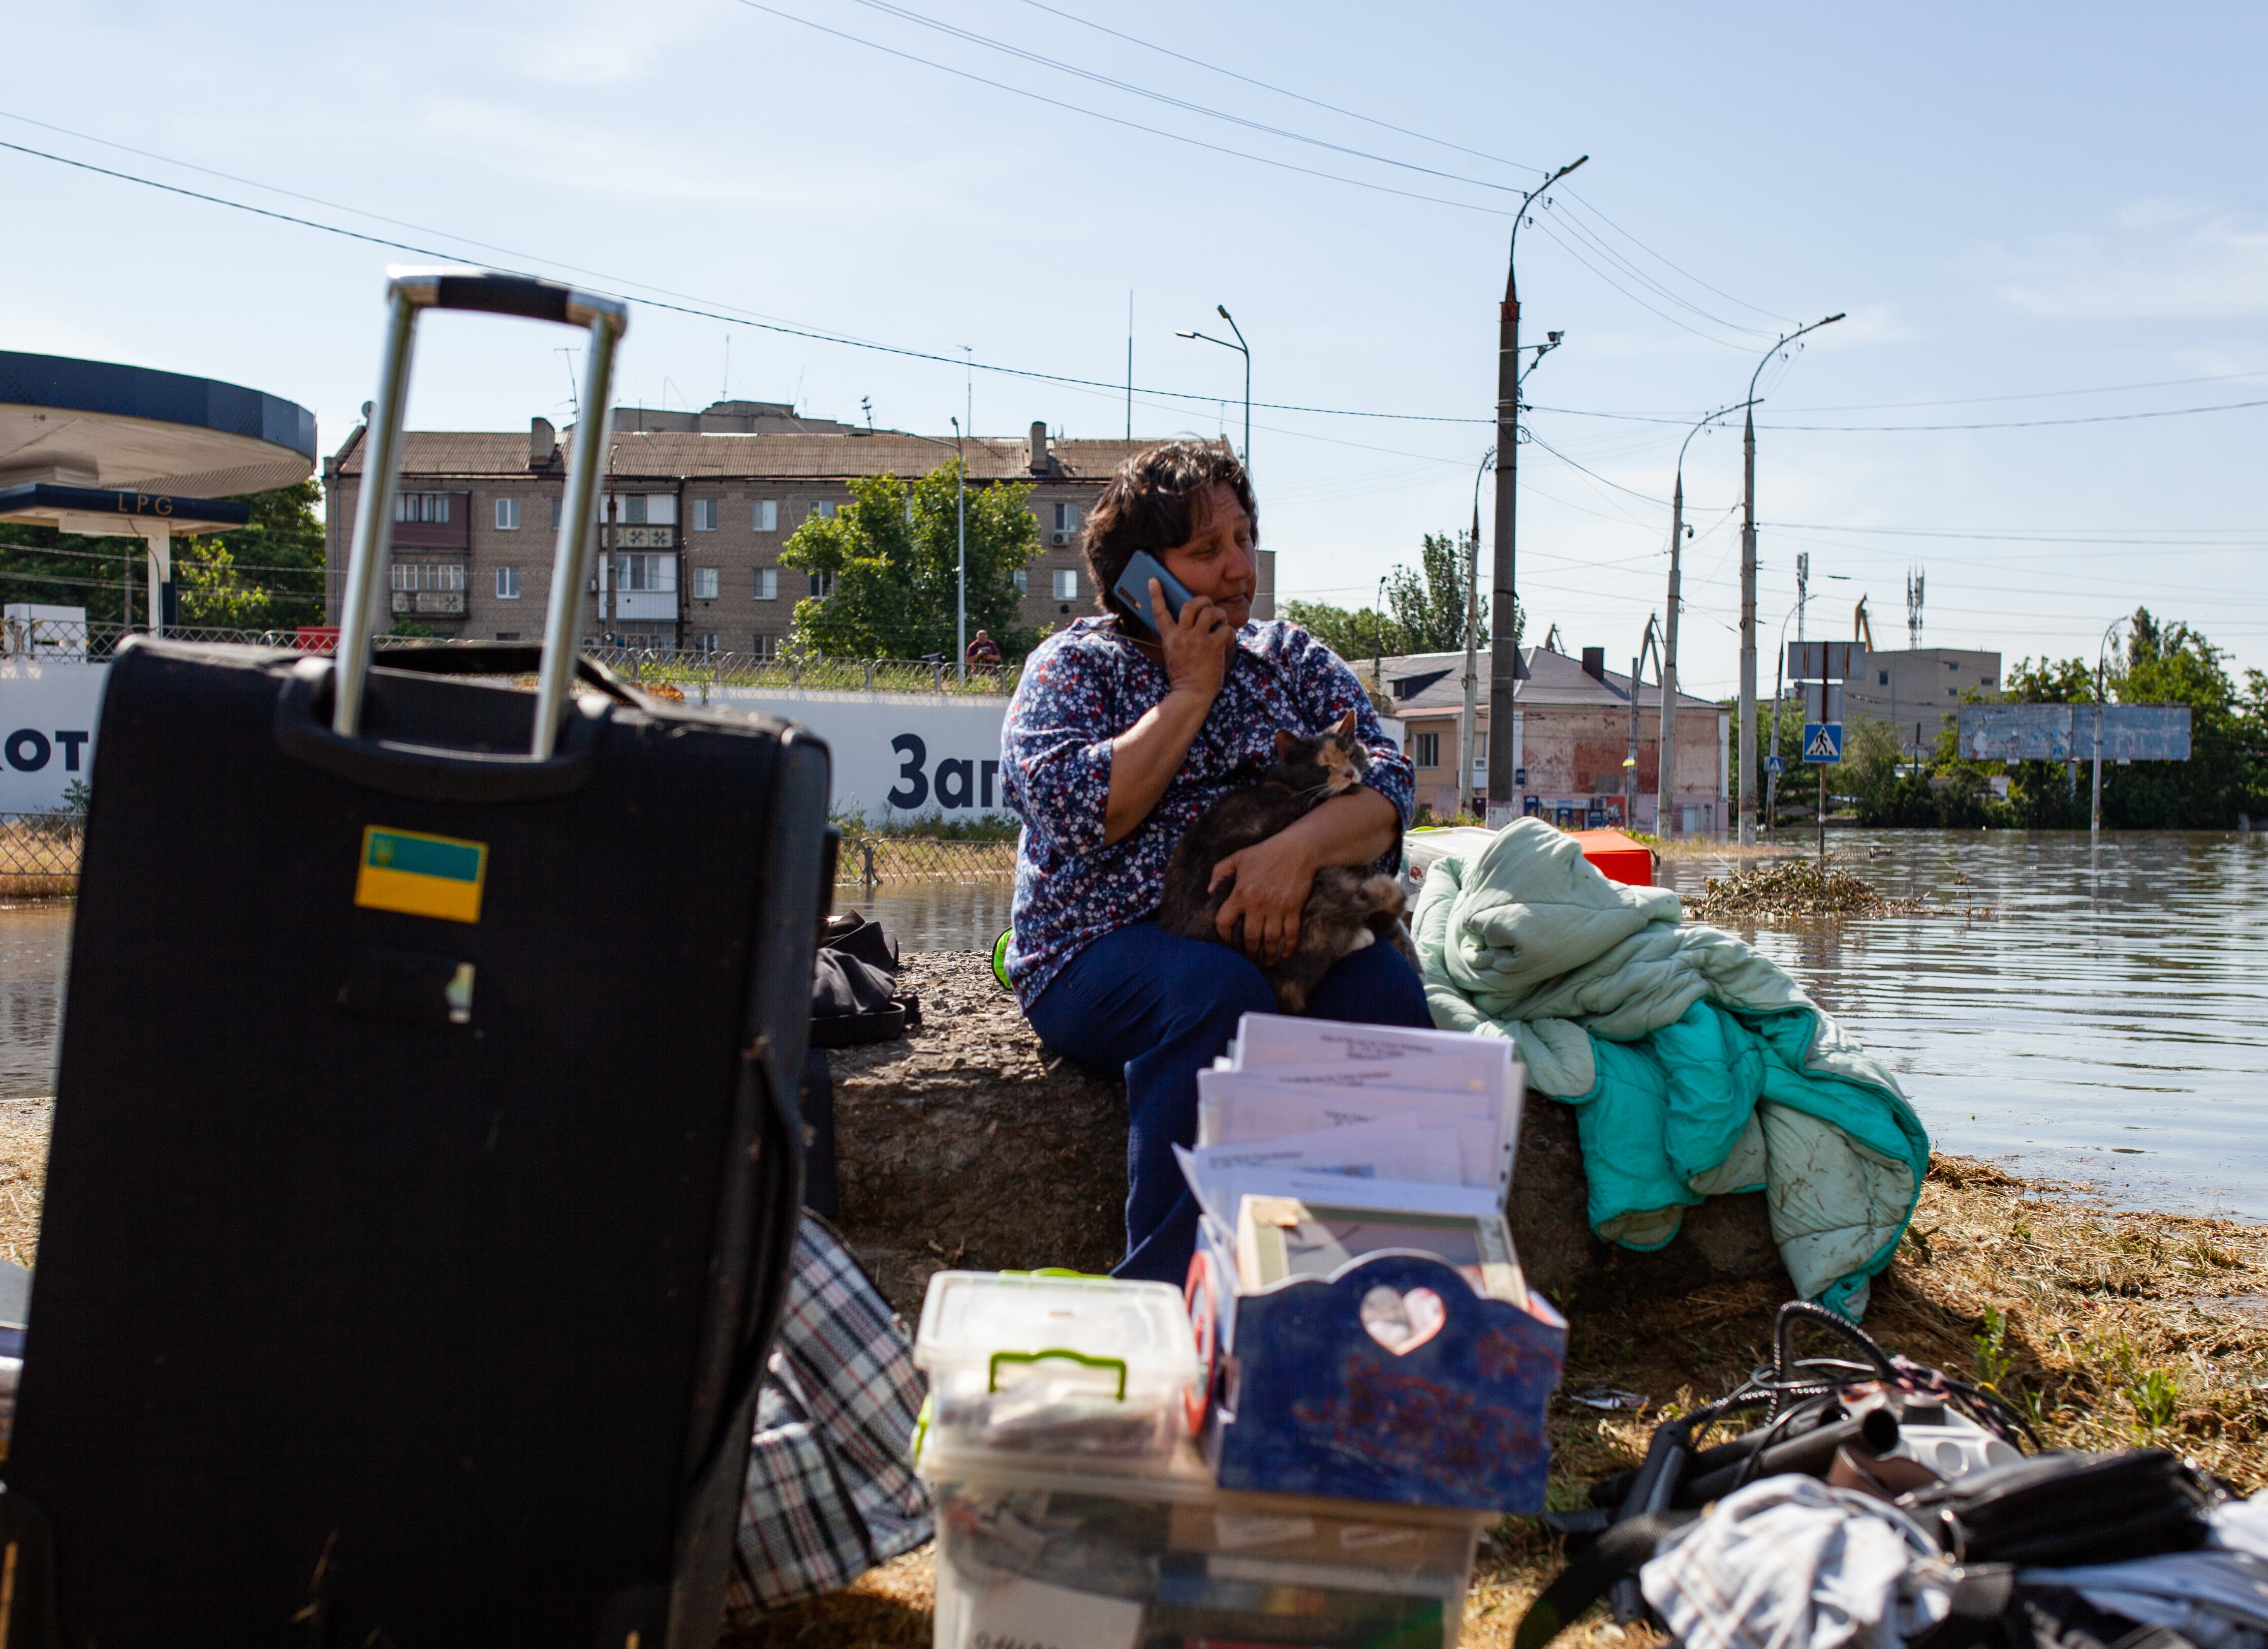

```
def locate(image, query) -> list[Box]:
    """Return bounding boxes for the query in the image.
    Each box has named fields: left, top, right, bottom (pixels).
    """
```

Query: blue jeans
left=1025, top=921, right=1432, bottom=1286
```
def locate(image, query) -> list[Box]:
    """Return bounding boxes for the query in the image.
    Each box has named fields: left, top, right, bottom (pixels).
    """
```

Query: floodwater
left=5, top=828, right=2264, bottom=1217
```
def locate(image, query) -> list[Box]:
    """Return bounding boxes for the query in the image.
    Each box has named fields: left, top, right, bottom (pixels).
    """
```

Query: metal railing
left=1, top=620, right=1021, bottom=700
left=0, top=812, right=85, bottom=894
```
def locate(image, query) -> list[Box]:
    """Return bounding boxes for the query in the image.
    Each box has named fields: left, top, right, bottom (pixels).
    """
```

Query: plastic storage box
left=926, top=1450, right=1487, bottom=1649
left=915, top=1270, right=1202, bottom=1471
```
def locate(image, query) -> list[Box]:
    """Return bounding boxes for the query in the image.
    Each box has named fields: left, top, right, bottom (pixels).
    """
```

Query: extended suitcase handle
left=333, top=266, right=629, bottom=763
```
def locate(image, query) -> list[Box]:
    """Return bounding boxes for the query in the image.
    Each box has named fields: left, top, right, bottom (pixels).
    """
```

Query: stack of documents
left=1176, top=1015, right=1529, bottom=1306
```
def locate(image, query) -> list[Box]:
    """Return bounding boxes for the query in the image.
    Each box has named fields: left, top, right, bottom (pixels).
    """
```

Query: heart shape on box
left=1359, top=1284, right=1446, bottom=1356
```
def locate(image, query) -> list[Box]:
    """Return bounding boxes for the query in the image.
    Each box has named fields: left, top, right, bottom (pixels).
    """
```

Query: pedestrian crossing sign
left=1802, top=723, right=1843, bottom=764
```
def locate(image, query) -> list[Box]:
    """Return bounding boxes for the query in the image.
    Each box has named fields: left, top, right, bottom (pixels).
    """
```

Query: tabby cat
left=1158, top=710, right=1414, bottom=1012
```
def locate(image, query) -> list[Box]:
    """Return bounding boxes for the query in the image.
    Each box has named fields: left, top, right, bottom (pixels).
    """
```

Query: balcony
left=613, top=590, right=677, bottom=621
left=390, top=490, right=471, bottom=551
left=603, top=525, right=675, bottom=549
left=391, top=590, right=465, bottom=616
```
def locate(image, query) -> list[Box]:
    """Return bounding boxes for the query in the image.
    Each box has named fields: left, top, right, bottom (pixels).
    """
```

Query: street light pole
left=2092, top=616, right=2123, bottom=836
left=1657, top=400, right=1751, bottom=838
left=1491, top=153, right=1586, bottom=828
left=1462, top=446, right=1493, bottom=820
left=1736, top=312, right=1844, bottom=844
left=951, top=416, right=967, bottom=679
left=1176, top=307, right=1251, bottom=475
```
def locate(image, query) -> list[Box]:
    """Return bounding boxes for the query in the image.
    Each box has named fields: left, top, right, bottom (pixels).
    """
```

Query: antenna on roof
left=1907, top=567, right=1925, bottom=649
left=723, top=334, right=730, bottom=402
left=861, top=396, right=873, bottom=430
left=553, top=349, right=580, bottom=420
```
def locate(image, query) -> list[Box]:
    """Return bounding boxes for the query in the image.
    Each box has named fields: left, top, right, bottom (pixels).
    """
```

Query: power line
left=840, top=0, right=1529, bottom=199
left=726, top=0, right=1514, bottom=219
left=1553, top=189, right=1796, bottom=326
left=0, top=134, right=1485, bottom=424
left=1010, top=0, right=1543, bottom=177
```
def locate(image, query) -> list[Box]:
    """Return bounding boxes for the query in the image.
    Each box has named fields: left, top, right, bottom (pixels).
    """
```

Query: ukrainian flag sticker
left=355, top=826, right=488, bottom=924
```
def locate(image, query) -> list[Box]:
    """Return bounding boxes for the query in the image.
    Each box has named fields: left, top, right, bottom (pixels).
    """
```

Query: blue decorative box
left=1191, top=1232, right=1566, bottom=1512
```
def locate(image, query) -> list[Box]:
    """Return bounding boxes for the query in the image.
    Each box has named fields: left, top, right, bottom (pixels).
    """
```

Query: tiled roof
left=337, top=427, right=1189, bottom=482
left=1375, top=646, right=1721, bottom=714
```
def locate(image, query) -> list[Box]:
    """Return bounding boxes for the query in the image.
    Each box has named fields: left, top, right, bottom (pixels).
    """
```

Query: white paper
left=1186, top=1121, right=1464, bottom=1210
left=1234, top=1012, right=1516, bottom=1078
left=1230, top=1053, right=1496, bottom=1093
left=947, top=1573, right=1143, bottom=1649
left=1197, top=1071, right=1513, bottom=1192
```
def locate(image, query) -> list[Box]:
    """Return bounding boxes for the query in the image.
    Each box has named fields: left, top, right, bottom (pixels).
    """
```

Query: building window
left=1414, top=732, right=1440, bottom=768
left=692, top=567, right=720, bottom=600
left=548, top=495, right=563, bottom=531
left=808, top=500, right=837, bottom=520
left=1053, top=502, right=1079, bottom=533
left=1947, top=687, right=1959, bottom=698
left=754, top=568, right=779, bottom=601
left=694, top=634, right=718, bottom=653
left=614, top=553, right=677, bottom=592
left=755, top=500, right=779, bottom=532
left=604, top=494, right=677, bottom=525
left=394, top=493, right=449, bottom=523
left=495, top=567, right=521, bottom=600
left=390, top=562, right=466, bottom=592
left=1013, top=569, right=1028, bottom=595
left=494, top=496, right=520, bottom=531
left=1052, top=569, right=1078, bottom=602
left=691, top=497, right=718, bottom=532
left=1879, top=670, right=1889, bottom=686
left=808, top=572, right=833, bottom=600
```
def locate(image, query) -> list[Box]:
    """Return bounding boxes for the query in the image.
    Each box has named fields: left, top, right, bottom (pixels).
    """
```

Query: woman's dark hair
left=1081, top=440, right=1258, bottom=624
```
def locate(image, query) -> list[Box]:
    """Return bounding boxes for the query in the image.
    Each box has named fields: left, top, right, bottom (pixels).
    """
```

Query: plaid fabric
left=724, top=1213, right=930, bottom=1622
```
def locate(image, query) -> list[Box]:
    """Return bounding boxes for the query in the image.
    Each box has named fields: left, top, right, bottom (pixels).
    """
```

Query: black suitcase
left=5, top=271, right=832, bottom=1646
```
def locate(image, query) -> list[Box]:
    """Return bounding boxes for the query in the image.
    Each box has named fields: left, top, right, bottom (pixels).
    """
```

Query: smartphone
left=1112, top=550, right=1195, bottom=634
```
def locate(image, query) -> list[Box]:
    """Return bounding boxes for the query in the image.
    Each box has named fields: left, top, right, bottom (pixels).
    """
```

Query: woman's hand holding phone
left=1155, top=578, right=1235, bottom=705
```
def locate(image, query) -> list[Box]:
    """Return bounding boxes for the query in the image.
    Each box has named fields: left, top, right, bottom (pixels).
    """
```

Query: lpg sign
left=0, top=660, right=105, bottom=812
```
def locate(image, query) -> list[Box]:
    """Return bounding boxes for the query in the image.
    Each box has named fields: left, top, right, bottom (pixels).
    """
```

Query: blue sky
left=3, top=1, right=2262, bottom=694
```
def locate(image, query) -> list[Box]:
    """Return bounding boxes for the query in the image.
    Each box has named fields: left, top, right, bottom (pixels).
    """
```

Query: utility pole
left=1462, top=447, right=1493, bottom=819
left=1736, top=313, right=1844, bottom=844
left=1657, top=401, right=1747, bottom=838
left=1491, top=153, right=1586, bottom=827
left=1626, top=614, right=1660, bottom=829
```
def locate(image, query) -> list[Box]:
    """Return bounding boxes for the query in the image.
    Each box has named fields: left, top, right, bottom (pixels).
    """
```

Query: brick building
left=1371, top=641, right=1730, bottom=834
left=323, top=401, right=1271, bottom=654
left=1844, top=647, right=2002, bottom=756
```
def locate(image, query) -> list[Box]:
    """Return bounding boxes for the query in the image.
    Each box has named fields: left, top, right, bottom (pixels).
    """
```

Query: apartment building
left=324, top=402, right=1267, bottom=655
left=1844, top=647, right=2002, bottom=754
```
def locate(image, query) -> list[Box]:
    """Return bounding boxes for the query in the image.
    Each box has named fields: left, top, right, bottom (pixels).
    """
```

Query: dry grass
left=748, top=1152, right=2268, bottom=1648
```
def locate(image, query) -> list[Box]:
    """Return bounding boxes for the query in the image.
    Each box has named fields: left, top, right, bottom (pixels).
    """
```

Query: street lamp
left=1657, top=400, right=1753, bottom=837
left=896, top=424, right=969, bottom=677
left=1735, top=312, right=1845, bottom=844
left=1461, top=446, right=1494, bottom=819
left=1374, top=573, right=1389, bottom=694
left=1488, top=153, right=1587, bottom=827
left=2092, top=616, right=2124, bottom=836
left=1175, top=304, right=1250, bottom=473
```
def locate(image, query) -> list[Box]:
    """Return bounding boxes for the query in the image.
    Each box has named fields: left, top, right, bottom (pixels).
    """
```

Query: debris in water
left=1683, top=857, right=1929, bottom=922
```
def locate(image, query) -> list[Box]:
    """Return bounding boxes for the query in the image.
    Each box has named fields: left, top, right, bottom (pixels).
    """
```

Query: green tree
left=1382, top=531, right=1483, bottom=654
left=780, top=463, right=1040, bottom=659
left=0, top=478, right=326, bottom=630
left=1279, top=600, right=1396, bottom=667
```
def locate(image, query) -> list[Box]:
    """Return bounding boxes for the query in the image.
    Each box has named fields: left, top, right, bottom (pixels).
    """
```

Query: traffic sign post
left=1788, top=658, right=1847, bottom=867
left=1801, top=723, right=1843, bottom=763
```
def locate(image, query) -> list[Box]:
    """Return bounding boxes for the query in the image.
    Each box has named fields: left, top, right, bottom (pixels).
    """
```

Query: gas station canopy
left=0, top=351, right=316, bottom=536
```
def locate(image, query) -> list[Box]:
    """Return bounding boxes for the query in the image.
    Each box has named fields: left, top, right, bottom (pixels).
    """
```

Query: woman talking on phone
left=1000, top=441, right=1432, bottom=1284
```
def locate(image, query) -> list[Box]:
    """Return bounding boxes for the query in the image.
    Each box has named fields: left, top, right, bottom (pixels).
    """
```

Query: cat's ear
left=1331, top=709, right=1359, bottom=739
left=1274, top=729, right=1303, bottom=762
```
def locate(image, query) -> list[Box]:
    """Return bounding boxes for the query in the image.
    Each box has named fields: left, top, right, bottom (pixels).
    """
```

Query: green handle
left=988, top=1348, right=1128, bottom=1400
left=999, top=1267, right=1108, bottom=1280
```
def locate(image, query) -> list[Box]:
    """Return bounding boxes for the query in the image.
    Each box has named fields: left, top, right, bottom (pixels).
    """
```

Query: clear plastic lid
left=915, top=1270, right=1200, bottom=1467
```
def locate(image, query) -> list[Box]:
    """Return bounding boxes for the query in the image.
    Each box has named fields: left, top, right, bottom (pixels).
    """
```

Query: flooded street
left=5, top=827, right=2262, bottom=1216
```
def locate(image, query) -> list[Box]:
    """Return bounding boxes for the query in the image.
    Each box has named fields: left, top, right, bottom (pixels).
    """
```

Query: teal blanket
left=1410, top=820, right=1929, bottom=1317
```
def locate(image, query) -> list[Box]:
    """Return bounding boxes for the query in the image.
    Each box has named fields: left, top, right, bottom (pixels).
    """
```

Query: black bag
left=809, top=912, right=919, bottom=1049
left=4, top=271, right=831, bottom=1647
left=1901, top=1449, right=2215, bottom=1568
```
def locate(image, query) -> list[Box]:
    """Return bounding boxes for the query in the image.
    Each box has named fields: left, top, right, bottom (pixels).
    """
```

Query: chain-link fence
left=0, top=811, right=1013, bottom=896
left=0, top=814, right=85, bottom=896
left=834, top=836, right=1016, bottom=888
left=2, top=619, right=1020, bottom=700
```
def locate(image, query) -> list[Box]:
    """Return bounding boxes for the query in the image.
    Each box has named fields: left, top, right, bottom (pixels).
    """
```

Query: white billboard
left=0, top=660, right=105, bottom=812
left=0, top=662, right=1014, bottom=825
